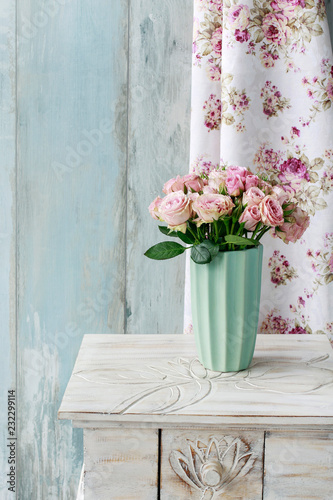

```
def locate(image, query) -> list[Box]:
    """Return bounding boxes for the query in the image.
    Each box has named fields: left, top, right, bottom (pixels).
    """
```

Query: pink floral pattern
left=260, top=81, right=291, bottom=118
left=254, top=144, right=333, bottom=216
left=203, top=94, right=222, bottom=131
left=224, top=0, right=326, bottom=72
left=268, top=250, right=298, bottom=287
left=186, top=0, right=333, bottom=347
left=306, top=233, right=333, bottom=292
left=221, top=73, right=251, bottom=130
left=301, top=58, right=333, bottom=124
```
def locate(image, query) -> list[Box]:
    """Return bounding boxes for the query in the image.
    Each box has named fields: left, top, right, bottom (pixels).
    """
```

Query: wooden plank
left=264, top=431, right=333, bottom=499
left=0, top=1, right=16, bottom=498
left=17, top=1, right=128, bottom=498
left=125, top=0, right=193, bottom=335
left=84, top=428, right=158, bottom=500
left=58, top=334, right=333, bottom=426
left=161, top=429, right=264, bottom=499
left=76, top=466, right=84, bottom=500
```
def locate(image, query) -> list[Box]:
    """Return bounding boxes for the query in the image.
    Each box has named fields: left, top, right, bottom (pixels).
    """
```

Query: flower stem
left=255, top=226, right=271, bottom=241
left=188, top=225, right=199, bottom=244
left=213, top=220, right=219, bottom=243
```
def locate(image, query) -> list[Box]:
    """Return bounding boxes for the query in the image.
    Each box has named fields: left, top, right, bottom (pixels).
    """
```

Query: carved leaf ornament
left=169, top=436, right=256, bottom=499
left=74, top=354, right=332, bottom=414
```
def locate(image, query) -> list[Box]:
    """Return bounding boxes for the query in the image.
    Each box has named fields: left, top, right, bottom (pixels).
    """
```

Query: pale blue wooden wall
left=1, top=1, right=332, bottom=499
left=1, top=0, right=192, bottom=498
left=0, top=0, right=16, bottom=496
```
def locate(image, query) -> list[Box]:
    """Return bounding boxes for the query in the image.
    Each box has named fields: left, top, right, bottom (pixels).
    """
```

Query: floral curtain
left=185, top=0, right=333, bottom=347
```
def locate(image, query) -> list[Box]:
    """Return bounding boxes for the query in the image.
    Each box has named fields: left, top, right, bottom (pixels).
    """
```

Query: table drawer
left=83, top=428, right=158, bottom=500
left=161, top=429, right=264, bottom=499
left=264, top=431, right=333, bottom=500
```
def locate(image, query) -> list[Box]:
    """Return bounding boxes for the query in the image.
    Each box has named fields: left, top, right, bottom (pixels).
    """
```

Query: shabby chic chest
left=58, top=334, right=333, bottom=499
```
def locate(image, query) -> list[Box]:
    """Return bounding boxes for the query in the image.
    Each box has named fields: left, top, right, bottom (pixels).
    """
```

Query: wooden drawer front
left=264, top=431, right=333, bottom=500
left=84, top=428, right=158, bottom=500
left=161, top=429, right=264, bottom=499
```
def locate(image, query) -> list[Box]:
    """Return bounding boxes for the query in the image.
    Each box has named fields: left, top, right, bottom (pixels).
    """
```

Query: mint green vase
left=190, top=245, right=263, bottom=372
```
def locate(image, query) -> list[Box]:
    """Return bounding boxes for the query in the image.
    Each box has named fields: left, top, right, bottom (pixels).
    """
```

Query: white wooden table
left=58, top=334, right=333, bottom=500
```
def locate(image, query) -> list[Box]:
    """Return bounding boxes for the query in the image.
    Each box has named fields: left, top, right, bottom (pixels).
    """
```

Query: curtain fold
left=185, top=0, right=333, bottom=346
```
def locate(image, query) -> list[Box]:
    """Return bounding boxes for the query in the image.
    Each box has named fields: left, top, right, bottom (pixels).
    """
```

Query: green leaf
left=177, top=232, right=195, bottom=244
left=191, top=240, right=219, bottom=265
left=224, top=235, right=259, bottom=246
left=144, top=241, right=187, bottom=260
left=283, top=209, right=294, bottom=216
left=158, top=225, right=173, bottom=236
left=158, top=225, right=194, bottom=244
left=191, top=245, right=211, bottom=265
left=202, top=240, right=220, bottom=259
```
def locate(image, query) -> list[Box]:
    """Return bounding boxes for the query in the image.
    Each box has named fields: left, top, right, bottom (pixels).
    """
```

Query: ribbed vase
left=190, top=245, right=263, bottom=372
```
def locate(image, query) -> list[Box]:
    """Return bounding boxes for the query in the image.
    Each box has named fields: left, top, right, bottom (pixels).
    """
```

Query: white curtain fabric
left=185, top=0, right=333, bottom=347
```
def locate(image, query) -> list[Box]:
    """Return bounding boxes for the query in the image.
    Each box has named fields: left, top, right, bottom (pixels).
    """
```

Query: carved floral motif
left=169, top=436, right=256, bottom=499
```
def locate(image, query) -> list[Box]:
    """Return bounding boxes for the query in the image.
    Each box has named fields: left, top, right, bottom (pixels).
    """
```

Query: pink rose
left=228, top=5, right=250, bottom=31
left=227, top=165, right=248, bottom=180
left=149, top=196, right=162, bottom=220
left=245, top=174, right=259, bottom=190
left=260, top=195, right=284, bottom=227
left=188, top=192, right=199, bottom=202
left=278, top=158, right=310, bottom=189
left=192, top=193, right=235, bottom=224
left=162, top=174, right=205, bottom=195
left=226, top=174, right=244, bottom=196
left=258, top=178, right=273, bottom=194
left=224, top=168, right=248, bottom=196
left=159, top=191, right=192, bottom=231
left=239, top=205, right=261, bottom=231
left=208, top=169, right=228, bottom=191
left=262, top=13, right=290, bottom=45
left=211, top=26, right=222, bottom=56
left=162, top=175, right=185, bottom=194
left=242, top=187, right=265, bottom=207
left=271, top=185, right=293, bottom=206
left=182, top=173, right=205, bottom=193
left=203, top=185, right=218, bottom=194
left=276, top=206, right=310, bottom=243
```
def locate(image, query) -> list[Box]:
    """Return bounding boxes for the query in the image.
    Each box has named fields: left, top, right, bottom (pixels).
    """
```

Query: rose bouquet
left=145, top=166, right=310, bottom=264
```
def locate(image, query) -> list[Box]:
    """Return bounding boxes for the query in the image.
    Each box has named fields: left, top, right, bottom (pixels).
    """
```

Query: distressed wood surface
left=264, top=431, right=333, bottom=499
left=17, top=1, right=128, bottom=498
left=59, top=334, right=333, bottom=427
left=125, top=0, right=193, bottom=335
left=84, top=428, right=158, bottom=500
left=76, top=466, right=84, bottom=500
left=0, top=1, right=16, bottom=499
left=161, top=429, right=264, bottom=499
